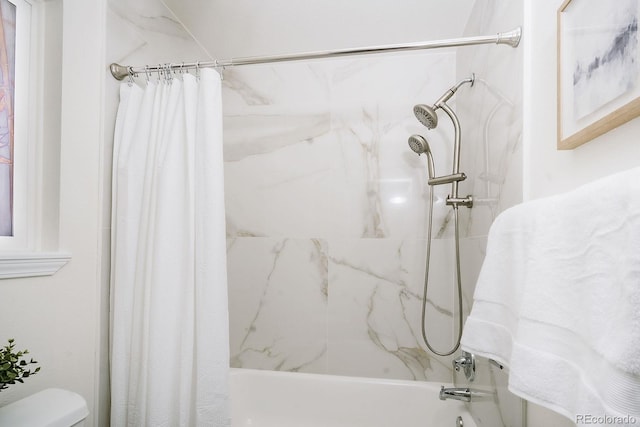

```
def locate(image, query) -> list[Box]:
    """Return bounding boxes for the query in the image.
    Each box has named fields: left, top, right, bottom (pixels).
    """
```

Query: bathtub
left=230, top=368, right=477, bottom=427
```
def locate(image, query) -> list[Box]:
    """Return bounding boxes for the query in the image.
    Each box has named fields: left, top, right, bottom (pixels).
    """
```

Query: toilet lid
left=0, top=388, right=88, bottom=427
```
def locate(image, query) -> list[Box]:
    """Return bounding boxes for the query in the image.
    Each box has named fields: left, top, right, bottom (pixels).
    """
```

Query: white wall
left=0, top=2, right=106, bottom=427
left=523, top=0, right=640, bottom=201
left=521, top=0, right=640, bottom=425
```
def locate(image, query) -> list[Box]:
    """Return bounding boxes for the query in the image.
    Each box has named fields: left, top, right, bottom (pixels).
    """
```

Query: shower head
left=414, top=74, right=475, bottom=130
left=408, top=134, right=435, bottom=179
left=408, top=134, right=431, bottom=155
left=413, top=104, right=438, bottom=129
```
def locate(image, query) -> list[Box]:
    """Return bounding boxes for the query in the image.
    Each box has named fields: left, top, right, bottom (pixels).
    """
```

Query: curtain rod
left=109, top=26, right=521, bottom=81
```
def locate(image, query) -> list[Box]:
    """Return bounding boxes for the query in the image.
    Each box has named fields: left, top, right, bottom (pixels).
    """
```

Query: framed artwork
left=557, top=0, right=640, bottom=149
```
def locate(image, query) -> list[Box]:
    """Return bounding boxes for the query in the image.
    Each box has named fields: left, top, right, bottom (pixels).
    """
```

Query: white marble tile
left=215, top=0, right=524, bottom=398
left=327, top=239, right=455, bottom=381
left=459, top=236, right=488, bottom=319
left=457, top=79, right=522, bottom=238
left=223, top=126, right=337, bottom=238
left=326, top=53, right=458, bottom=240
left=222, top=64, right=335, bottom=238
left=107, top=0, right=206, bottom=66
left=222, top=52, right=458, bottom=240
left=456, top=0, right=524, bottom=242
left=456, top=1, right=524, bottom=426
left=227, top=237, right=328, bottom=373
left=222, top=63, right=331, bottom=114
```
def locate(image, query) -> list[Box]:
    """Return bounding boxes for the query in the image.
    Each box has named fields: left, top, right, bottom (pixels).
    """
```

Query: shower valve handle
left=452, top=351, right=476, bottom=381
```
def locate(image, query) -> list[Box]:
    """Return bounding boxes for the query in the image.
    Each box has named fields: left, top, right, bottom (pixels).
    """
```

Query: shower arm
left=438, top=103, right=464, bottom=203
left=433, top=103, right=473, bottom=208
left=433, top=76, right=475, bottom=108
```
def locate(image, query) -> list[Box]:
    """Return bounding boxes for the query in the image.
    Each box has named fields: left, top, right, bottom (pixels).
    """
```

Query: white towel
left=461, top=167, right=640, bottom=425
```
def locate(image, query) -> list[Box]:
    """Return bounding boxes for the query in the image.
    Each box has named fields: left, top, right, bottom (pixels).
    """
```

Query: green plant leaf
left=0, top=338, right=39, bottom=393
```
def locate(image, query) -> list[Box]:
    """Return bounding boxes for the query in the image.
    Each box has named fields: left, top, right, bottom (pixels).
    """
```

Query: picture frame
left=557, top=0, right=640, bottom=150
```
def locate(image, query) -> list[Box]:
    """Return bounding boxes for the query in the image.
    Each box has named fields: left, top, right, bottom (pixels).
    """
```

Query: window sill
left=0, top=252, right=72, bottom=279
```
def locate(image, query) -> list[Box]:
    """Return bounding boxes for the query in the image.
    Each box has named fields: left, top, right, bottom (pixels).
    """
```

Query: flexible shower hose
left=420, top=183, right=464, bottom=356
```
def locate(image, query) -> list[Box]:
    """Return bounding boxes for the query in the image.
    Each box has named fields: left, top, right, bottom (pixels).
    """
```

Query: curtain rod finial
left=497, top=26, right=522, bottom=48
left=110, top=63, right=130, bottom=81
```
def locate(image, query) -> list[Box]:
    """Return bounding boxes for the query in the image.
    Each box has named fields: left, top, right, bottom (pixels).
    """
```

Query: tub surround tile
left=222, top=53, right=459, bottom=241
left=459, top=236, right=488, bottom=319
left=327, top=239, right=456, bottom=381
left=223, top=128, right=336, bottom=238
left=107, top=0, right=206, bottom=67
left=223, top=40, right=519, bottom=386
left=457, top=78, right=523, bottom=239
left=227, top=238, right=328, bottom=373
left=456, top=0, right=524, bottom=426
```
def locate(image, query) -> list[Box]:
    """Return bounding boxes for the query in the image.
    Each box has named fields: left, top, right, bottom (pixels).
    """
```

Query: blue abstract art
left=558, top=0, right=640, bottom=148
left=570, top=0, right=639, bottom=119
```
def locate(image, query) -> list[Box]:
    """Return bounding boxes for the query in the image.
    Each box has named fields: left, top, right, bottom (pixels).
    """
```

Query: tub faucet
left=439, top=386, right=471, bottom=402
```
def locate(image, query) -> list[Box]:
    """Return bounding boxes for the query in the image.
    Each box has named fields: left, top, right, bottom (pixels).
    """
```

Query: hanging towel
left=461, top=167, right=640, bottom=425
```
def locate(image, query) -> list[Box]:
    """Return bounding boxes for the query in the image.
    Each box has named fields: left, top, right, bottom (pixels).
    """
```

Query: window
left=0, top=0, right=15, bottom=239
left=0, top=0, right=70, bottom=278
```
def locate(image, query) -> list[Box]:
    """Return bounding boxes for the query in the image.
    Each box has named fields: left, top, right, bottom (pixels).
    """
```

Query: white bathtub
left=230, top=368, right=477, bottom=427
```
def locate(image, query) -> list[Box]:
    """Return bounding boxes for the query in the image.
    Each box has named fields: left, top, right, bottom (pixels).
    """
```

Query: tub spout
left=439, top=386, right=471, bottom=402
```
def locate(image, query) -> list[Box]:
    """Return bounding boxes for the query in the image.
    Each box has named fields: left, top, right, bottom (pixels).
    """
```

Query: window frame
left=0, top=0, right=70, bottom=278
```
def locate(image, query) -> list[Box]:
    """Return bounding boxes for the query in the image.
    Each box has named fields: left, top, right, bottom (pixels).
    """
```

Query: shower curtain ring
left=167, top=63, right=174, bottom=82
left=214, top=59, right=225, bottom=80
left=163, top=62, right=173, bottom=85
left=195, top=61, right=200, bottom=80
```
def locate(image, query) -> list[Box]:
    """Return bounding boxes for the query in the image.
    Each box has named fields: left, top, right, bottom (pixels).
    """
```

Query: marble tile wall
left=223, top=52, right=478, bottom=382
left=455, top=0, right=525, bottom=426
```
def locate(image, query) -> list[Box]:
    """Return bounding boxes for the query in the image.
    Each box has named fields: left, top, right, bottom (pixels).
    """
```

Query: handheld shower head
left=408, top=134, right=435, bottom=179
left=408, top=134, right=430, bottom=155
left=413, top=104, right=438, bottom=129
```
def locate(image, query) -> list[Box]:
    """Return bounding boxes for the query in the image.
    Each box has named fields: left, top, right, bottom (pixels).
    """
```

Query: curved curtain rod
left=110, top=26, right=521, bottom=81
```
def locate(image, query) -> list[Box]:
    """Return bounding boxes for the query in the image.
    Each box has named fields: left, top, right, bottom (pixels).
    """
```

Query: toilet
left=0, top=388, right=88, bottom=426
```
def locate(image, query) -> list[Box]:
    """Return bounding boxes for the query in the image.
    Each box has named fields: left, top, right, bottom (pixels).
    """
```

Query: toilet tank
left=0, top=388, right=89, bottom=427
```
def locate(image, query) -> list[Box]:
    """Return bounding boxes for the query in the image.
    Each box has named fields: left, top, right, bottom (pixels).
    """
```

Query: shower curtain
left=110, top=69, right=230, bottom=426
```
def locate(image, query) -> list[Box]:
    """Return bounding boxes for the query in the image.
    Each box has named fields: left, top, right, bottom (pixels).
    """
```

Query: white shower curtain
left=110, top=69, right=230, bottom=426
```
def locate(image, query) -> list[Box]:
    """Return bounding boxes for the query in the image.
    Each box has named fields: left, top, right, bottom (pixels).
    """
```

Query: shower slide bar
left=109, top=27, right=521, bottom=80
